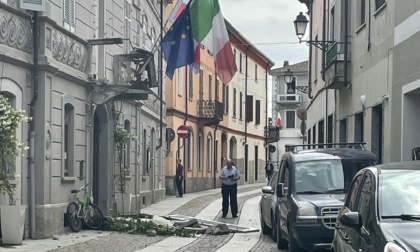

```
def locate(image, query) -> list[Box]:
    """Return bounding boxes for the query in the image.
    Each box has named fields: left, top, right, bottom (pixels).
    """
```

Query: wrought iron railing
left=264, top=126, right=280, bottom=143
left=197, top=100, right=224, bottom=120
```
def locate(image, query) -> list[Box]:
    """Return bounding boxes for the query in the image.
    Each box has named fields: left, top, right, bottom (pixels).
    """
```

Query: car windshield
left=295, top=159, right=374, bottom=194
left=379, top=170, right=420, bottom=217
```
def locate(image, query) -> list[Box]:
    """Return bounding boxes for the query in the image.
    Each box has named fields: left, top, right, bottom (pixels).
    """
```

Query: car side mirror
left=276, top=183, right=285, bottom=198
left=339, top=211, right=362, bottom=229
left=261, top=186, right=274, bottom=194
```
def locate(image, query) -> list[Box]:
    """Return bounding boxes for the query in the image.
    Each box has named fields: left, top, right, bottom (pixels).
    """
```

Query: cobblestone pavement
left=49, top=184, right=266, bottom=252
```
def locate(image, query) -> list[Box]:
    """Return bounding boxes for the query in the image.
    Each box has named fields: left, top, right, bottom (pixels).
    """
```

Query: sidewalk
left=0, top=182, right=266, bottom=252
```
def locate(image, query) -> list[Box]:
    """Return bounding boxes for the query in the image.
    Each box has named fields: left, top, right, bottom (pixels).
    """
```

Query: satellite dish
left=297, top=106, right=307, bottom=120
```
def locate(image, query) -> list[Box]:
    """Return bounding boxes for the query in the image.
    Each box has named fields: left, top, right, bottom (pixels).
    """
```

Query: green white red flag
left=190, top=0, right=237, bottom=83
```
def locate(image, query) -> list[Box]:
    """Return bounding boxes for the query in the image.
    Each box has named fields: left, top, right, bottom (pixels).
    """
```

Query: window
left=150, top=128, right=155, bottom=174
left=124, top=120, right=131, bottom=176
left=286, top=110, right=296, bottom=128
left=239, top=92, right=243, bottom=120
left=64, top=103, right=75, bottom=177
left=63, top=0, right=75, bottom=32
left=375, top=0, right=385, bottom=11
left=318, top=119, right=324, bottom=148
left=198, top=133, right=203, bottom=170
left=239, top=53, right=242, bottom=73
left=207, top=135, right=212, bottom=171
left=355, top=112, right=364, bottom=142
left=178, top=68, right=183, bottom=96
left=233, top=88, right=237, bottom=117
left=124, top=0, right=132, bottom=53
left=143, top=129, right=147, bottom=175
left=208, top=75, right=212, bottom=101
left=215, top=79, right=219, bottom=101
left=330, top=6, right=335, bottom=41
left=255, top=64, right=258, bottom=81
left=188, top=130, right=194, bottom=170
left=340, top=118, right=347, bottom=143
left=199, top=69, right=204, bottom=100
left=359, top=0, right=366, bottom=26
left=246, top=95, right=253, bottom=122
left=224, top=86, right=229, bottom=115
left=346, top=174, right=364, bottom=211
left=255, top=100, right=261, bottom=125
left=188, top=66, right=193, bottom=100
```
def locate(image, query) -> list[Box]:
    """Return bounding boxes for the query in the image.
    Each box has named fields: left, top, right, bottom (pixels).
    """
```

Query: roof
left=375, top=161, right=420, bottom=172
left=290, top=148, right=378, bottom=163
left=269, top=61, right=308, bottom=76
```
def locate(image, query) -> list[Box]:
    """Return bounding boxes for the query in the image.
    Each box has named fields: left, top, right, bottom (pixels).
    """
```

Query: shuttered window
left=63, top=0, right=75, bottom=32
left=124, top=0, right=132, bottom=53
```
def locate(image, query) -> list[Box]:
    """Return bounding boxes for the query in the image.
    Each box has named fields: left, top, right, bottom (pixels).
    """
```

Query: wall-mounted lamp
left=283, top=69, right=294, bottom=85
left=360, top=95, right=366, bottom=110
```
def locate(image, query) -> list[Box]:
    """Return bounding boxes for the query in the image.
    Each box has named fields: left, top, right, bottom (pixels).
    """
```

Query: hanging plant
left=0, top=95, right=31, bottom=205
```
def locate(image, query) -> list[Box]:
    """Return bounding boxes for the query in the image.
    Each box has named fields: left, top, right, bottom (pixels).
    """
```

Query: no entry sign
left=177, top=125, right=189, bottom=138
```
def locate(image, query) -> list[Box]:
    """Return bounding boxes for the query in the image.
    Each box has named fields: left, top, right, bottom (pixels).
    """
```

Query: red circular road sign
left=177, top=125, right=189, bottom=138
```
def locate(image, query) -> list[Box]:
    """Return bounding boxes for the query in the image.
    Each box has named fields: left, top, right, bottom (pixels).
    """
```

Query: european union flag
left=161, top=3, right=195, bottom=80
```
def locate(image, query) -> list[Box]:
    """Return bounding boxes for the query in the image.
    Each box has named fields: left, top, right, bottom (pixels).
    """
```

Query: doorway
left=93, top=105, right=111, bottom=213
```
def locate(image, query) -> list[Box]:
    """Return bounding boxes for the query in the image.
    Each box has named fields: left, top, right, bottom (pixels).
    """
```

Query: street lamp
left=283, top=69, right=294, bottom=85
left=293, top=12, right=335, bottom=51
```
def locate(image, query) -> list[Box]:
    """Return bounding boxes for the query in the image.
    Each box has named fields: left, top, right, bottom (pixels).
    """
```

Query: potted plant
left=0, top=94, right=30, bottom=245
left=113, top=127, right=135, bottom=214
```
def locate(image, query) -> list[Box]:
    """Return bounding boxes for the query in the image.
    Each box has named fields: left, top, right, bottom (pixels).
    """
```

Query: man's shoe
left=232, top=215, right=238, bottom=218
left=222, top=215, right=226, bottom=218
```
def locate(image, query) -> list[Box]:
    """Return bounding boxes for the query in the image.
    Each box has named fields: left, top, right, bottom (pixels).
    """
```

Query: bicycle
left=66, top=183, right=104, bottom=232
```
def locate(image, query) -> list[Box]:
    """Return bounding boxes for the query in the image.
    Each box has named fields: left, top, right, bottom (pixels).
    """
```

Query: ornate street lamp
left=283, top=69, right=294, bottom=85
left=293, top=12, right=335, bottom=51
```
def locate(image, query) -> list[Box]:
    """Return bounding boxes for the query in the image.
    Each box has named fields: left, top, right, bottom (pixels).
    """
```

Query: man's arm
left=232, top=167, right=241, bottom=181
left=219, top=167, right=228, bottom=180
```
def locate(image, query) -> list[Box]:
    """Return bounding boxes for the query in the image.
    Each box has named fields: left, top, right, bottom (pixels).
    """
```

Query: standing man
left=176, top=158, right=184, bottom=197
left=265, top=160, right=274, bottom=180
left=219, top=159, right=240, bottom=218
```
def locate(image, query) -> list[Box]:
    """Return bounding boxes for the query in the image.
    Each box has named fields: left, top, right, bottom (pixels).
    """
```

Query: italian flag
left=190, top=0, right=237, bottom=84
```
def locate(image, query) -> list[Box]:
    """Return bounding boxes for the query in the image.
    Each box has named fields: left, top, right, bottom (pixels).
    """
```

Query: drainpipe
left=323, top=0, right=328, bottom=145
left=344, top=0, right=349, bottom=87
left=29, top=10, right=39, bottom=239
left=156, top=0, right=164, bottom=150
left=308, top=0, right=313, bottom=99
left=265, top=64, right=268, bottom=162
left=183, top=67, right=188, bottom=194
left=213, top=125, right=217, bottom=189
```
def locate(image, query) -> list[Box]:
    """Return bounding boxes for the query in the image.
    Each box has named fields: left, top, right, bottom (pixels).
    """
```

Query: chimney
left=283, top=61, right=289, bottom=67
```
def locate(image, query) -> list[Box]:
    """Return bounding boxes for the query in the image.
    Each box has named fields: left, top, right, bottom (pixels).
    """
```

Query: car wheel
left=260, top=206, right=271, bottom=234
left=288, top=229, right=303, bottom=252
left=276, top=219, right=288, bottom=249
left=271, top=214, right=277, bottom=242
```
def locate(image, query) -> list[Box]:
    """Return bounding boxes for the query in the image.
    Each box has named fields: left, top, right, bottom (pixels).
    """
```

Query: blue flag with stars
left=161, top=3, right=194, bottom=80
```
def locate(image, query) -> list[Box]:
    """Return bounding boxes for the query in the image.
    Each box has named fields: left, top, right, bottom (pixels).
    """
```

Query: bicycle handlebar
left=70, top=183, right=90, bottom=194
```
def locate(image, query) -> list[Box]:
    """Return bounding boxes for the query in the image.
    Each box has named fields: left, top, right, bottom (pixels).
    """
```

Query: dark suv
left=259, top=143, right=377, bottom=251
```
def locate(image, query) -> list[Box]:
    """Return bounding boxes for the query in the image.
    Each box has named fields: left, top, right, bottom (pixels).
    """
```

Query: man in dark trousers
left=265, top=160, right=274, bottom=180
left=219, top=159, right=241, bottom=218
left=175, top=158, right=184, bottom=197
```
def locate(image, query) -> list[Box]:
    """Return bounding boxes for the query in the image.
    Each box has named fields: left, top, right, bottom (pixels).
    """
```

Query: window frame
left=63, top=0, right=75, bottom=33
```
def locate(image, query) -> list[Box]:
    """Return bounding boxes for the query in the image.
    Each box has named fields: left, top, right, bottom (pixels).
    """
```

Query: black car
left=259, top=143, right=377, bottom=251
left=332, top=161, right=420, bottom=252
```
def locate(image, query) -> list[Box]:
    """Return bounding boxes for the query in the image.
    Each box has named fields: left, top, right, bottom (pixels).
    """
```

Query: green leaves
left=0, top=95, right=30, bottom=205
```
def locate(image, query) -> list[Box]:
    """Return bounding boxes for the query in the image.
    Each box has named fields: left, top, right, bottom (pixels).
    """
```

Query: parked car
left=332, top=161, right=420, bottom=252
left=259, top=143, right=377, bottom=251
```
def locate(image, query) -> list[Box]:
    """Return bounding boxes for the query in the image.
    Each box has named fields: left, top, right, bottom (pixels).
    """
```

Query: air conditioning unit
left=20, top=0, right=45, bottom=11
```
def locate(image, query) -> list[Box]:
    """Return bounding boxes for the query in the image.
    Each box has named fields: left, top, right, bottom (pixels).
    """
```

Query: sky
left=218, top=0, right=310, bottom=117
left=219, top=0, right=309, bottom=68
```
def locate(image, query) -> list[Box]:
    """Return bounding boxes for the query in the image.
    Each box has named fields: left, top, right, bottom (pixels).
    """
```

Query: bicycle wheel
left=67, top=202, right=82, bottom=232
left=83, top=203, right=104, bottom=230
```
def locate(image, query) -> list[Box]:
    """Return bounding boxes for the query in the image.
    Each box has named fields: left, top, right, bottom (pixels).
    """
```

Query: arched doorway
left=229, top=136, right=237, bottom=165
left=221, top=133, right=228, bottom=167
left=93, top=105, right=112, bottom=213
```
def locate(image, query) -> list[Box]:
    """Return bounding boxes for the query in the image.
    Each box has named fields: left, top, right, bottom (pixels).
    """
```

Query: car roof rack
left=285, top=142, right=367, bottom=152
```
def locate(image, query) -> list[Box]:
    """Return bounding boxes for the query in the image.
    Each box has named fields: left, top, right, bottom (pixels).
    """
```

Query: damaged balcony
left=197, top=100, right=224, bottom=126
left=264, top=126, right=280, bottom=144
left=324, top=42, right=351, bottom=89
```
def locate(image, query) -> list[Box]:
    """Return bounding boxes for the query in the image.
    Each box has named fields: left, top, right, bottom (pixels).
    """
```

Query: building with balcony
left=299, top=0, right=420, bottom=163
left=269, top=60, right=309, bottom=167
left=165, top=16, right=274, bottom=193
left=0, top=0, right=169, bottom=239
